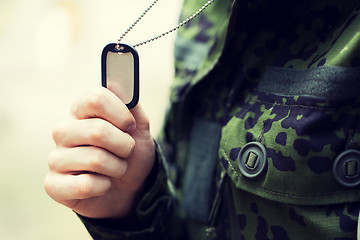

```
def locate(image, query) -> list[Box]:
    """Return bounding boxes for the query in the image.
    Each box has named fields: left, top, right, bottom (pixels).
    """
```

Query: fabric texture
left=258, top=66, right=360, bottom=98
left=182, top=119, right=222, bottom=223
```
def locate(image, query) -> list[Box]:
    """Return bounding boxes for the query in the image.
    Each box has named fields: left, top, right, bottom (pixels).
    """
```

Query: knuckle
left=87, top=88, right=106, bottom=111
left=89, top=122, right=107, bottom=145
left=43, top=174, right=55, bottom=197
left=75, top=174, right=109, bottom=198
left=77, top=176, right=93, bottom=197
left=69, top=101, right=79, bottom=117
left=70, top=87, right=109, bottom=118
left=89, top=150, right=106, bottom=171
left=52, top=122, right=67, bottom=144
left=47, top=150, right=60, bottom=170
left=43, top=176, right=51, bottom=192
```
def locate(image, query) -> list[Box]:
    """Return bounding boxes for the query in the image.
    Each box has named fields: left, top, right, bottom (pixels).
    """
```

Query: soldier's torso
left=163, top=0, right=360, bottom=239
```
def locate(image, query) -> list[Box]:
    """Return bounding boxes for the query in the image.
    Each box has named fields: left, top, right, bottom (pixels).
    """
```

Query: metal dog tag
left=101, top=43, right=139, bottom=109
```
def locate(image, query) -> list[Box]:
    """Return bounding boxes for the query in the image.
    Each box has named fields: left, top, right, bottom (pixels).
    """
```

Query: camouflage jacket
left=80, top=0, right=360, bottom=239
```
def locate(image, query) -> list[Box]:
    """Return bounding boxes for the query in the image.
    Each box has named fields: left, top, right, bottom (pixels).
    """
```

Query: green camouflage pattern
left=164, top=0, right=360, bottom=239
left=80, top=0, right=360, bottom=239
left=221, top=92, right=360, bottom=204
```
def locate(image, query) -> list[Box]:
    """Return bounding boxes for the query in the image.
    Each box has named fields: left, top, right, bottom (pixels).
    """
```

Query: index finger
left=70, top=87, right=136, bottom=132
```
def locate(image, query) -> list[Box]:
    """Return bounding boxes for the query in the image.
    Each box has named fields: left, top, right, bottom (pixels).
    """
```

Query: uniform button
left=238, top=142, right=267, bottom=178
left=332, top=149, right=360, bottom=187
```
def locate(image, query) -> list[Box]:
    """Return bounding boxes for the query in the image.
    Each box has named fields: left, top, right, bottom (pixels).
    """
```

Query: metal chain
left=117, top=0, right=159, bottom=45
left=117, top=0, right=215, bottom=48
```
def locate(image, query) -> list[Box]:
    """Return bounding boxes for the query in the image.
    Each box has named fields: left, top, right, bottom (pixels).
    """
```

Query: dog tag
left=101, top=43, right=139, bottom=108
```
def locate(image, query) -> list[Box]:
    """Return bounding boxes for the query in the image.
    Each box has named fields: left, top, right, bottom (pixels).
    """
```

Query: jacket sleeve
left=77, top=141, right=174, bottom=240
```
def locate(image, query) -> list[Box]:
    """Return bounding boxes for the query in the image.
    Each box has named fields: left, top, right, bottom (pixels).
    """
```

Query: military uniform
left=80, top=0, right=360, bottom=239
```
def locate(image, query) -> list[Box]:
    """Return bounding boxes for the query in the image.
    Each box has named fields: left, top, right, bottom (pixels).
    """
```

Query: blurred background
left=0, top=0, right=182, bottom=239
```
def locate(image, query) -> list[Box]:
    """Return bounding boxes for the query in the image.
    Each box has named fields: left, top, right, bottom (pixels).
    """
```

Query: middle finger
left=52, top=118, right=135, bottom=158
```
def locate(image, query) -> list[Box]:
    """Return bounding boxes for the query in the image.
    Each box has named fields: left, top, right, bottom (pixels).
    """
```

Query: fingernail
left=126, top=124, right=136, bottom=134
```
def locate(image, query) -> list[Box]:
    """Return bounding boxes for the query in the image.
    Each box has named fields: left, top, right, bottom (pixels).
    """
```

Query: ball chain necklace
left=101, top=0, right=215, bottom=108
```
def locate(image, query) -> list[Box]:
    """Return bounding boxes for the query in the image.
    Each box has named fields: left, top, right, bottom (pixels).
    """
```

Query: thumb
left=129, top=103, right=151, bottom=136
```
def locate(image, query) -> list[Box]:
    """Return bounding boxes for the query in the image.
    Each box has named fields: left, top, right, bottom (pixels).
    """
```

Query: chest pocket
left=219, top=66, right=360, bottom=206
left=182, top=119, right=222, bottom=223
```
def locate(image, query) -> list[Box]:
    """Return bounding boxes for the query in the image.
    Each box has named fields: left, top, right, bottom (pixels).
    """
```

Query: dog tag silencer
left=101, top=43, right=139, bottom=109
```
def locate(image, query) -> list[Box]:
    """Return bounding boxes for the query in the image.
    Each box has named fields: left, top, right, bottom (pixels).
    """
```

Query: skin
left=44, top=86, right=155, bottom=219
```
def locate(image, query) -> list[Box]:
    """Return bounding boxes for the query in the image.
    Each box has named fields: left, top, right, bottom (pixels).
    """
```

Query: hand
left=44, top=87, right=155, bottom=219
